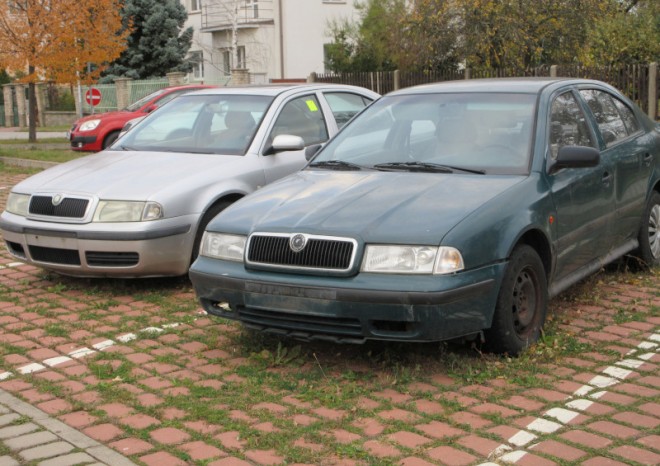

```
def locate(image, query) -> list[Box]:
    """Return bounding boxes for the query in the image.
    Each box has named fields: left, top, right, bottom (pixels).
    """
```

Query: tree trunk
left=28, top=65, right=37, bottom=142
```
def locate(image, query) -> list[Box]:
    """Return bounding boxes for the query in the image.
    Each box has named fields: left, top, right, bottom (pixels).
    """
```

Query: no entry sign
left=85, top=88, right=102, bottom=106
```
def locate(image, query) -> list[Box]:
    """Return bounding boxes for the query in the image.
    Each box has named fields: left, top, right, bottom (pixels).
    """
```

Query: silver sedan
left=0, top=84, right=379, bottom=277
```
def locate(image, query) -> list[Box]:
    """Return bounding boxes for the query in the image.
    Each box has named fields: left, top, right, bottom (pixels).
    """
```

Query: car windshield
left=124, top=89, right=168, bottom=112
left=313, top=92, right=536, bottom=175
left=116, top=94, right=274, bottom=155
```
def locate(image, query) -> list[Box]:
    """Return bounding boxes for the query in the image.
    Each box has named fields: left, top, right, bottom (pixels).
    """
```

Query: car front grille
left=246, top=233, right=356, bottom=271
left=29, top=196, right=89, bottom=219
left=86, top=251, right=139, bottom=267
left=29, top=246, right=81, bottom=265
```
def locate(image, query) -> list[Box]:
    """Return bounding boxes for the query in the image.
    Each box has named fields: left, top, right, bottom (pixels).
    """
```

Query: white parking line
left=2, top=323, right=183, bottom=382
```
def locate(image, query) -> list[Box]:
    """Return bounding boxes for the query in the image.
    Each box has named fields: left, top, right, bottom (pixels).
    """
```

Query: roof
left=184, top=83, right=380, bottom=98
left=387, top=77, right=604, bottom=96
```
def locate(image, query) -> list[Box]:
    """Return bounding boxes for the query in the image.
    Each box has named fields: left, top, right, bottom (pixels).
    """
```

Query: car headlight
left=200, top=232, right=246, bottom=261
left=361, top=245, right=464, bottom=274
left=93, top=201, right=163, bottom=222
left=79, top=119, right=101, bottom=131
left=6, top=193, right=30, bottom=216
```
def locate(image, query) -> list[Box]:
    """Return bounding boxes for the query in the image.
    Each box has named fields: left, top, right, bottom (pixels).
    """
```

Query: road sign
left=85, top=88, right=102, bottom=106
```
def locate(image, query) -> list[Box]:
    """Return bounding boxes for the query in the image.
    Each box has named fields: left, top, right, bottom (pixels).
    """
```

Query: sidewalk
left=0, top=127, right=68, bottom=139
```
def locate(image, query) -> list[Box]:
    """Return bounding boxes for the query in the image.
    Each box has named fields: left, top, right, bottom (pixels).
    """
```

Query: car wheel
left=191, top=201, right=232, bottom=264
left=102, top=131, right=120, bottom=149
left=484, top=244, right=547, bottom=355
left=635, top=191, right=660, bottom=267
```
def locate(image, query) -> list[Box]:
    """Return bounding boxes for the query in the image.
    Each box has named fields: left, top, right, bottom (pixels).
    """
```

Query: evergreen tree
left=102, top=0, right=193, bottom=81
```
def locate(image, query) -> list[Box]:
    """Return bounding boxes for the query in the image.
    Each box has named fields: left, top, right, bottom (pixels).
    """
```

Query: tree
left=582, top=0, right=660, bottom=65
left=102, top=0, right=193, bottom=81
left=0, top=0, right=128, bottom=141
left=325, top=0, right=407, bottom=73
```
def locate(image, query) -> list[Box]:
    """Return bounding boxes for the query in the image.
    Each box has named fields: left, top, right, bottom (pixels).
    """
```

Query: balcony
left=201, top=0, right=275, bottom=32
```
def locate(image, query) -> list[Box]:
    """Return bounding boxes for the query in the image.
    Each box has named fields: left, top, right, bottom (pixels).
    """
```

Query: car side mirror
left=305, top=144, right=323, bottom=160
left=549, top=146, right=600, bottom=173
left=266, top=134, right=306, bottom=155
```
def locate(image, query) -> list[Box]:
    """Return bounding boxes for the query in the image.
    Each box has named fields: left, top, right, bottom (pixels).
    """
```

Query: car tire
left=484, top=244, right=547, bottom=355
left=191, top=201, right=232, bottom=264
left=102, top=131, right=120, bottom=149
left=635, top=190, right=660, bottom=268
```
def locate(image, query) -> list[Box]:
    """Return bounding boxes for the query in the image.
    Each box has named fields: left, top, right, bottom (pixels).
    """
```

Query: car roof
left=386, top=77, right=608, bottom=96
left=184, top=83, right=379, bottom=97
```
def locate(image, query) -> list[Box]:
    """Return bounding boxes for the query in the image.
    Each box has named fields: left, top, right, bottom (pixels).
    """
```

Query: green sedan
left=189, top=78, right=660, bottom=355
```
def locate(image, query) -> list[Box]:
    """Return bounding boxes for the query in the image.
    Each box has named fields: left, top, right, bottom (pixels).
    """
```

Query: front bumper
left=190, top=257, right=506, bottom=343
left=69, top=134, right=98, bottom=151
left=0, top=212, right=195, bottom=277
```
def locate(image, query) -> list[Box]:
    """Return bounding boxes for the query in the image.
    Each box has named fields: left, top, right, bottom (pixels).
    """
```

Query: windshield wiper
left=309, top=160, right=369, bottom=171
left=373, top=161, right=485, bottom=174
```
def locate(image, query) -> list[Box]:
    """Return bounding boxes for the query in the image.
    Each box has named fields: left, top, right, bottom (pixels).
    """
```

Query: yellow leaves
left=0, top=0, right=130, bottom=84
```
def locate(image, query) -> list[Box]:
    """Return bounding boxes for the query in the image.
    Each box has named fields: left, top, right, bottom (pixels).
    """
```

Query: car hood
left=212, top=170, right=525, bottom=245
left=12, top=151, right=243, bottom=199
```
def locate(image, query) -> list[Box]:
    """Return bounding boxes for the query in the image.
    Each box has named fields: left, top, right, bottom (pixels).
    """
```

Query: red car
left=68, top=84, right=215, bottom=152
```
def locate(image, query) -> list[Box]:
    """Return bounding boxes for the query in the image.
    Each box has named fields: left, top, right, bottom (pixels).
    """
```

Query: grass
left=0, top=144, right=83, bottom=164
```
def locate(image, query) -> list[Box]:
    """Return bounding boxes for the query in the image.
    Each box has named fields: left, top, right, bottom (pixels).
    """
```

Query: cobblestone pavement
left=0, top=170, right=658, bottom=465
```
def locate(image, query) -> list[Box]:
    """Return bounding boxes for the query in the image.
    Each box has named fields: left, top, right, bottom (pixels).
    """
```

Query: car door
left=545, top=90, right=616, bottom=282
left=578, top=88, right=652, bottom=247
left=261, top=93, right=330, bottom=183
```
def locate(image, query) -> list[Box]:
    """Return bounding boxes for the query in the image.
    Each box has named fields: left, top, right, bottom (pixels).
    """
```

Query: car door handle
left=602, top=172, right=612, bottom=185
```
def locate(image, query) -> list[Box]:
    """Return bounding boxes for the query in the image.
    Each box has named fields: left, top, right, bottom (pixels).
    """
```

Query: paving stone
left=610, top=445, right=660, bottom=465
left=0, top=456, right=19, bottom=466
left=18, top=441, right=74, bottom=461
left=426, top=445, right=476, bottom=465
left=4, top=431, right=59, bottom=450
left=37, top=451, right=96, bottom=466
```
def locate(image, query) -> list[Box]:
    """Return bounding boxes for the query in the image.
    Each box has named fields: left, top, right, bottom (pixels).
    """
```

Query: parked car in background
left=189, top=78, right=660, bottom=355
left=68, top=84, right=215, bottom=151
left=2, top=84, right=379, bottom=277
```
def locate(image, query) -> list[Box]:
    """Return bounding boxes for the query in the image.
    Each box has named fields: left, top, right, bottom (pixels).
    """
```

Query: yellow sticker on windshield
left=306, top=100, right=318, bottom=112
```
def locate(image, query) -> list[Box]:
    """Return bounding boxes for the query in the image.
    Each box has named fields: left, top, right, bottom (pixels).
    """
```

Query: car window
left=611, top=96, right=641, bottom=135
left=317, top=92, right=536, bottom=175
left=269, top=95, right=329, bottom=146
left=549, top=91, right=595, bottom=159
left=125, top=89, right=167, bottom=112
left=324, top=92, right=373, bottom=128
left=579, top=89, right=629, bottom=146
left=119, top=94, right=273, bottom=155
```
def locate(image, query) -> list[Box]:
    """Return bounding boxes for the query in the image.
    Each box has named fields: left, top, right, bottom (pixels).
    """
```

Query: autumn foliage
left=0, top=0, right=130, bottom=85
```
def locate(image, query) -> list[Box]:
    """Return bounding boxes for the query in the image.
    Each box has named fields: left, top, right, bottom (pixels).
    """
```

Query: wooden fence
left=312, top=63, right=659, bottom=120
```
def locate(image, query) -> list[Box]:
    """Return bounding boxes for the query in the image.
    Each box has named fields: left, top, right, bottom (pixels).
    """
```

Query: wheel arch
left=513, top=228, right=552, bottom=280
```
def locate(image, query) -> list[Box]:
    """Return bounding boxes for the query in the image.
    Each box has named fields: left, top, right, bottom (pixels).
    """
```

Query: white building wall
left=280, top=0, right=359, bottom=79
left=182, top=0, right=360, bottom=83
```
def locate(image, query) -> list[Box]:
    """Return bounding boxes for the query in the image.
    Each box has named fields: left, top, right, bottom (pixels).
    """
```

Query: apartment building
left=181, top=0, right=359, bottom=84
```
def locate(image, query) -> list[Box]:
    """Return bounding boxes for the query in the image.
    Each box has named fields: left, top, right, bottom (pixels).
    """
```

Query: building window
left=246, top=0, right=259, bottom=19
left=189, top=51, right=204, bottom=79
left=222, top=46, right=246, bottom=72
left=237, top=46, right=246, bottom=69
left=190, top=0, right=202, bottom=11
left=222, top=50, right=231, bottom=75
